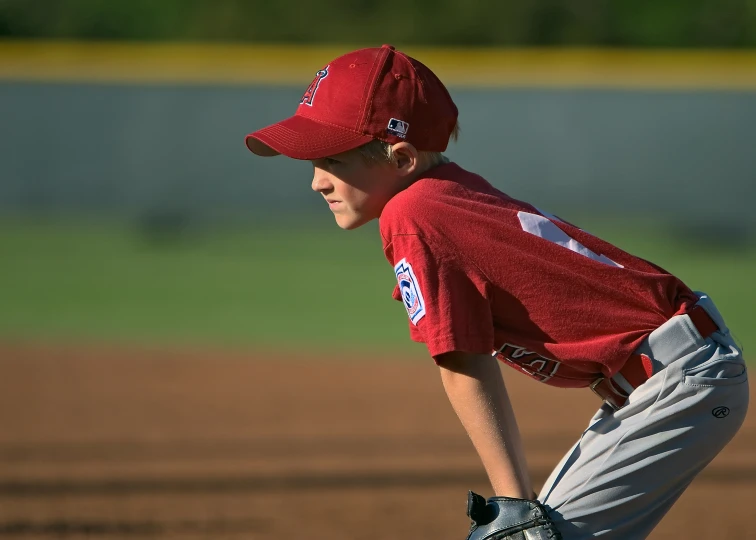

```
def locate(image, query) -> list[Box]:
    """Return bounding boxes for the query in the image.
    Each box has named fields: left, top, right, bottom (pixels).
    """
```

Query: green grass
left=0, top=219, right=411, bottom=353
left=1, top=218, right=754, bottom=355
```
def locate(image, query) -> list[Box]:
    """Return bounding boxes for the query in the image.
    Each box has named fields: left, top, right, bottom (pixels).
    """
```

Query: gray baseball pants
left=538, top=293, right=749, bottom=539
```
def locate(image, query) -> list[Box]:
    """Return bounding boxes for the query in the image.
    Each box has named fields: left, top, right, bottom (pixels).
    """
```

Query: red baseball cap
left=245, top=44, right=458, bottom=160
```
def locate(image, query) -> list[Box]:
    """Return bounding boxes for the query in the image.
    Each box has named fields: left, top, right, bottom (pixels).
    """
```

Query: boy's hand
left=465, top=490, right=562, bottom=540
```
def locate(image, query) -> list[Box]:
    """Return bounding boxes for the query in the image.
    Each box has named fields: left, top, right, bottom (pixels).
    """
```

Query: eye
left=324, top=157, right=340, bottom=166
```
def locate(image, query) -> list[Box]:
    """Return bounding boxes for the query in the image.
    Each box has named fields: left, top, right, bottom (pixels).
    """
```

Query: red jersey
left=379, top=163, right=698, bottom=388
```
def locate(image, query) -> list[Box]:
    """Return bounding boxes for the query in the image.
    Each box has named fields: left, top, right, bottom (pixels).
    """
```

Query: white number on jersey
left=517, top=210, right=623, bottom=268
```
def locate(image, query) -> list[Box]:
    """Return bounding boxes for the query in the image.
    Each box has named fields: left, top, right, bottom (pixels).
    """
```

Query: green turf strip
left=0, top=219, right=753, bottom=355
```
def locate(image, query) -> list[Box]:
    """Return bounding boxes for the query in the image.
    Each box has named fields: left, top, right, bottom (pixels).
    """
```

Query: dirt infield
left=1, top=343, right=753, bottom=539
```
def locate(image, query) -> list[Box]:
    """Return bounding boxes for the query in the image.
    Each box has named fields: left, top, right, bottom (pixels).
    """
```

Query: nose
left=311, top=168, right=333, bottom=193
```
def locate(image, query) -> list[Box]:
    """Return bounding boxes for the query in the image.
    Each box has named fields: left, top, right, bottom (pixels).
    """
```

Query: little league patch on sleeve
left=394, top=258, right=426, bottom=325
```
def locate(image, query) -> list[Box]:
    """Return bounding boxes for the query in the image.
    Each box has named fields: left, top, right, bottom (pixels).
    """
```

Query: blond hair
left=357, top=122, right=460, bottom=169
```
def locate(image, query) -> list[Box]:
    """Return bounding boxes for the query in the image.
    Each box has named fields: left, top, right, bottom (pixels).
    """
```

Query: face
left=310, top=149, right=403, bottom=230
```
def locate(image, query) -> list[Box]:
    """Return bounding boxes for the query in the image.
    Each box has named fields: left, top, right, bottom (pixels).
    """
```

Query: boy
left=244, top=45, right=749, bottom=539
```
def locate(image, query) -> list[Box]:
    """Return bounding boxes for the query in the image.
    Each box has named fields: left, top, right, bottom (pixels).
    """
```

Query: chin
left=335, top=213, right=370, bottom=230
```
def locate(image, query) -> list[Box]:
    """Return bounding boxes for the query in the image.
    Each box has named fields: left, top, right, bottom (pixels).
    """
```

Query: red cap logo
left=300, top=66, right=329, bottom=107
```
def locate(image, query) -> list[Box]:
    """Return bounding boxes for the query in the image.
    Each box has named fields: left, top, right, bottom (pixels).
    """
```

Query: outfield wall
left=1, top=43, right=755, bottom=231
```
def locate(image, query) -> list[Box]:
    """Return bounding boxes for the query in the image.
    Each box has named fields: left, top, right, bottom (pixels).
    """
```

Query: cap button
left=382, top=44, right=396, bottom=50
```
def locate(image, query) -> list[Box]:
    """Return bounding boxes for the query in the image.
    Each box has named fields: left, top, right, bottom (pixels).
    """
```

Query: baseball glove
left=465, top=491, right=562, bottom=540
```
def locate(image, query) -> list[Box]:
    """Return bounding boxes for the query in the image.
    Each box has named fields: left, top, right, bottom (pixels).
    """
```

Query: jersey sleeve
left=387, top=234, right=494, bottom=360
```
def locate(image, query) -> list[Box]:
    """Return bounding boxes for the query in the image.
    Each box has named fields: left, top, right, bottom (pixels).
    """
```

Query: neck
left=412, top=155, right=449, bottom=180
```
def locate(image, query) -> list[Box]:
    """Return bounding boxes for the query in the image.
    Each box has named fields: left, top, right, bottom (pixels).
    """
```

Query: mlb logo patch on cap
left=387, top=118, right=409, bottom=138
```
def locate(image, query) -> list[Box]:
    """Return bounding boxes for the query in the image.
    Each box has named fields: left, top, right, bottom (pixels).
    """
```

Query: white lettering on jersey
left=517, top=210, right=623, bottom=268
left=394, top=258, right=426, bottom=325
left=494, top=343, right=561, bottom=382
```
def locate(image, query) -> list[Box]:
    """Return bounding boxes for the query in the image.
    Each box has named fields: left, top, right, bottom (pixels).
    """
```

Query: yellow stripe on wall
left=1, top=40, right=756, bottom=90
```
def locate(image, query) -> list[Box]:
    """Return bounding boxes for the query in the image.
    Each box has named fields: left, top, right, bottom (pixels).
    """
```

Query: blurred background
left=1, top=3, right=755, bottom=540
left=1, top=0, right=755, bottom=353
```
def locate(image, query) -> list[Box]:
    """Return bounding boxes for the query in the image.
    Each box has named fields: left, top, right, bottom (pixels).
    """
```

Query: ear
left=390, top=142, right=420, bottom=177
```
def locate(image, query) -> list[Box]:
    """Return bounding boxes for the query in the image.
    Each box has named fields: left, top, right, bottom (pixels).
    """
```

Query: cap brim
left=245, top=115, right=373, bottom=160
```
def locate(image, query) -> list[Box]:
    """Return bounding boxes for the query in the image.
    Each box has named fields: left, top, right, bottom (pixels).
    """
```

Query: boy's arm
left=437, top=351, right=533, bottom=499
